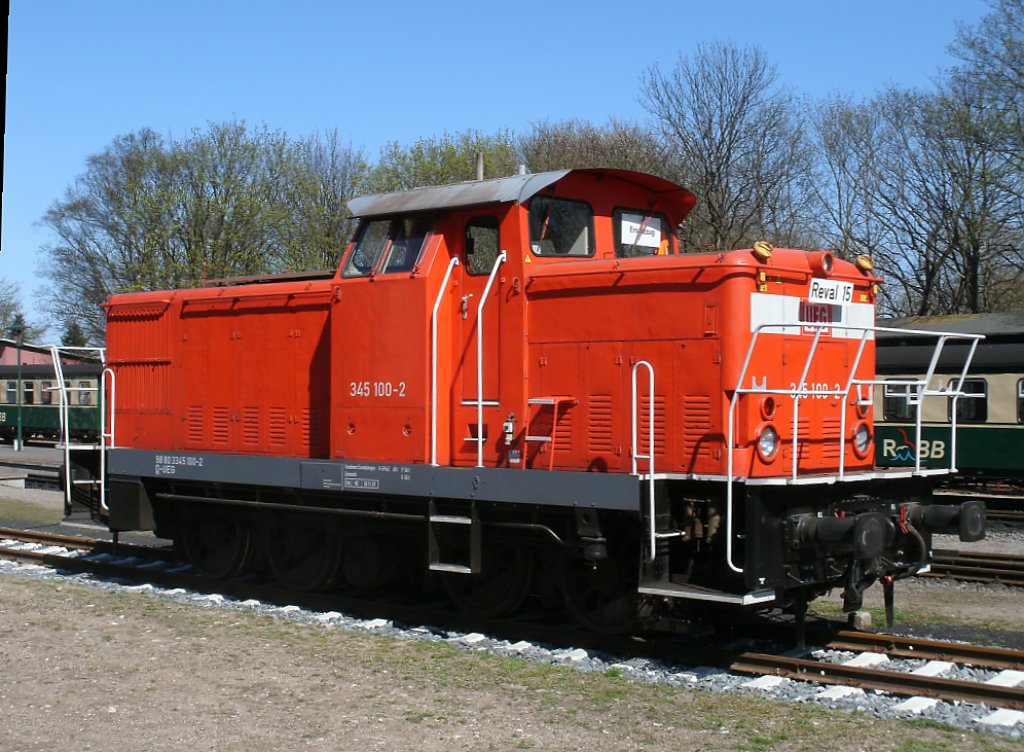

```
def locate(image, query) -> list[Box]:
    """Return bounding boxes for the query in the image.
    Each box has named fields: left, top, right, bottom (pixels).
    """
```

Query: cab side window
left=528, top=196, right=593, bottom=256
left=382, top=217, right=432, bottom=273
left=342, top=216, right=433, bottom=278
left=614, top=208, right=672, bottom=257
left=465, top=216, right=500, bottom=275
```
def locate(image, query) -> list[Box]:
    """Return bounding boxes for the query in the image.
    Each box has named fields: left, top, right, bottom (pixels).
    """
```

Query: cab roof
left=347, top=168, right=697, bottom=219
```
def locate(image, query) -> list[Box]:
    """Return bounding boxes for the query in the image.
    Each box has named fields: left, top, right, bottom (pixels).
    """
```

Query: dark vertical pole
left=882, top=575, right=895, bottom=629
left=13, top=324, right=24, bottom=452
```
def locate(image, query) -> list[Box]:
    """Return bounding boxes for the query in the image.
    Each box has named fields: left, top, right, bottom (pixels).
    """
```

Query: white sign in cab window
left=621, top=213, right=663, bottom=248
left=808, top=278, right=854, bottom=305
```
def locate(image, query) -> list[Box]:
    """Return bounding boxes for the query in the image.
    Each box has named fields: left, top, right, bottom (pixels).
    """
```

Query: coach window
left=883, top=380, right=917, bottom=422
left=41, top=381, right=53, bottom=406
left=528, top=196, right=594, bottom=256
left=465, top=216, right=500, bottom=275
left=948, top=377, right=987, bottom=423
left=614, top=208, right=672, bottom=257
left=4, top=381, right=14, bottom=405
left=1017, top=379, right=1024, bottom=424
left=79, top=381, right=92, bottom=406
left=23, top=382, right=35, bottom=405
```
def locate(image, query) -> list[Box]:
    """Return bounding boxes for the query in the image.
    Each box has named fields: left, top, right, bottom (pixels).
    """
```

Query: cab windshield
left=342, top=216, right=432, bottom=277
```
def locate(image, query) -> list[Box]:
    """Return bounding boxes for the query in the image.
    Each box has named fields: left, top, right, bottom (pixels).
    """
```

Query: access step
left=638, top=581, right=776, bottom=605
left=427, top=500, right=481, bottom=575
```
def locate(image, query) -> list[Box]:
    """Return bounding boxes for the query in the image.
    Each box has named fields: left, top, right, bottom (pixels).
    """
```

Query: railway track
left=2, top=526, right=1024, bottom=716
left=935, top=489, right=1024, bottom=527
left=924, top=549, right=1024, bottom=586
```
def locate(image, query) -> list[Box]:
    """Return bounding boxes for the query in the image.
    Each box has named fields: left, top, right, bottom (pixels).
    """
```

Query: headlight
left=852, top=422, right=872, bottom=457
left=757, top=424, right=779, bottom=461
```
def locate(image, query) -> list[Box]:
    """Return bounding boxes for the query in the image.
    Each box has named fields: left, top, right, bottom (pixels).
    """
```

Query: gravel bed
left=1, top=542, right=1022, bottom=740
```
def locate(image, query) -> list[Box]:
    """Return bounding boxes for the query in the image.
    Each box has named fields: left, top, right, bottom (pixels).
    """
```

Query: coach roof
left=347, top=169, right=696, bottom=218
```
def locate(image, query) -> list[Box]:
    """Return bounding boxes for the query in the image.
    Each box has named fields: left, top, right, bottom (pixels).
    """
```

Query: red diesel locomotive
left=64, top=168, right=985, bottom=631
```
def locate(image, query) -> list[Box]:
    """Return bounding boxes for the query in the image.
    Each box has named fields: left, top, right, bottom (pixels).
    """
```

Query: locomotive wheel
left=442, top=543, right=534, bottom=618
left=559, top=541, right=643, bottom=633
left=182, top=512, right=253, bottom=579
left=341, top=534, right=400, bottom=589
left=265, top=520, right=343, bottom=592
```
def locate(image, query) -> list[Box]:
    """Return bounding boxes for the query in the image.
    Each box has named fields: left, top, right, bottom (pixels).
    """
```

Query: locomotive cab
left=79, top=168, right=985, bottom=634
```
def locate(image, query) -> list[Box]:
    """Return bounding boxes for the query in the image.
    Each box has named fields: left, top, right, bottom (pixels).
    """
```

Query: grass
left=5, top=575, right=1024, bottom=752
left=0, top=495, right=62, bottom=525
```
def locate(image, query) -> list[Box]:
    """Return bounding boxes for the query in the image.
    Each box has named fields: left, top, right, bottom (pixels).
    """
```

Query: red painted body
left=90, top=168, right=992, bottom=627
left=105, top=169, right=879, bottom=480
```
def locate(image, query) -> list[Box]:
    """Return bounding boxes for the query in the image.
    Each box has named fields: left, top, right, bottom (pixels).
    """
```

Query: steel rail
left=728, top=651, right=1024, bottom=710
left=0, top=526, right=168, bottom=559
left=923, top=551, right=1024, bottom=586
left=816, top=629, right=1024, bottom=671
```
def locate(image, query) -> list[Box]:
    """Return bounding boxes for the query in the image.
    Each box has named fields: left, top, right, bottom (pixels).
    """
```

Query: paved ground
left=0, top=443, right=62, bottom=470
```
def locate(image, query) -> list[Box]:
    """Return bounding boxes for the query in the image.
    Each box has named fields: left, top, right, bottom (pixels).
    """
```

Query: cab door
left=450, top=211, right=506, bottom=465
left=332, top=215, right=434, bottom=463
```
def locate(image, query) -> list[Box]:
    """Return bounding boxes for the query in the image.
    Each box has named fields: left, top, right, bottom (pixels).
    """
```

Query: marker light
left=752, top=241, right=774, bottom=261
left=855, top=254, right=875, bottom=273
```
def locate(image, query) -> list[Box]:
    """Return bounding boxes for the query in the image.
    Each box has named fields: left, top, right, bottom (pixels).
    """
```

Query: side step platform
left=58, top=445, right=106, bottom=524
left=428, top=500, right=481, bottom=575
left=638, top=579, right=776, bottom=606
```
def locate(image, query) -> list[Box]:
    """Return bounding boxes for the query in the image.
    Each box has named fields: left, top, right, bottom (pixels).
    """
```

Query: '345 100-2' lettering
left=350, top=381, right=406, bottom=398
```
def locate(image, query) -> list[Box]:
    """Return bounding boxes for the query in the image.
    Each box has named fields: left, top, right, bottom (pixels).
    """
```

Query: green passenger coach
left=874, top=314, right=1024, bottom=485
left=0, top=364, right=104, bottom=443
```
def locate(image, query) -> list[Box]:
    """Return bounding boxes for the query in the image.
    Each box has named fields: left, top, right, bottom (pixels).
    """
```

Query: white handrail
left=630, top=361, right=656, bottom=562
left=429, top=256, right=460, bottom=466
left=46, top=345, right=109, bottom=514
left=475, top=250, right=507, bottom=467
left=723, top=323, right=983, bottom=575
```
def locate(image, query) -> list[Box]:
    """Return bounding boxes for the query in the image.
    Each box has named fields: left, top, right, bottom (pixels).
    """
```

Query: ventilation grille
left=242, top=407, right=260, bottom=446
left=821, top=418, right=842, bottom=459
left=269, top=407, right=287, bottom=447
left=302, top=408, right=324, bottom=450
left=115, top=363, right=171, bottom=411
left=783, top=420, right=810, bottom=459
left=186, top=406, right=204, bottom=445
left=212, top=407, right=230, bottom=446
left=682, top=396, right=712, bottom=457
left=553, top=409, right=573, bottom=446
left=638, top=395, right=666, bottom=457
left=587, top=395, right=613, bottom=453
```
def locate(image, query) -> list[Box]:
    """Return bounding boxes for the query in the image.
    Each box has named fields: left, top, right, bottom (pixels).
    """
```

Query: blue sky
left=2, top=0, right=991, bottom=338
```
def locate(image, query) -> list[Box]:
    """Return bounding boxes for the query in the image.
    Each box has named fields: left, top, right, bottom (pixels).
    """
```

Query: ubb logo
left=881, top=427, right=946, bottom=462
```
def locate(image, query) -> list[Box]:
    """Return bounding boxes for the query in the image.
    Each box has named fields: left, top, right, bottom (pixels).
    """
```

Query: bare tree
left=0, top=277, right=24, bottom=335
left=950, top=0, right=1024, bottom=182
left=366, top=130, right=518, bottom=193
left=640, top=43, right=815, bottom=251
left=814, top=83, right=1022, bottom=316
left=518, top=118, right=670, bottom=177
left=271, top=129, right=366, bottom=272
left=39, top=121, right=367, bottom=342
